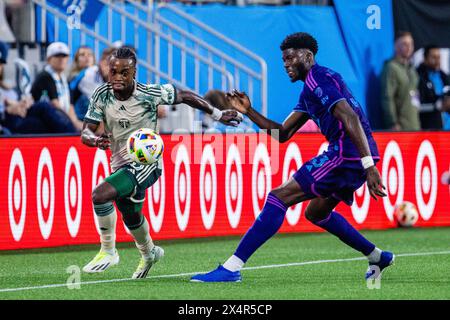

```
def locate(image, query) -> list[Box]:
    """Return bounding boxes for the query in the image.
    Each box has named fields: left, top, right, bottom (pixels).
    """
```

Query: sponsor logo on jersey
left=314, top=87, right=323, bottom=98
left=119, top=118, right=130, bottom=128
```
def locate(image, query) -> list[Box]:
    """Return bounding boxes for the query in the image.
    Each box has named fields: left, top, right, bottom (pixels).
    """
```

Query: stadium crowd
left=1, top=35, right=449, bottom=135
left=380, top=31, right=450, bottom=131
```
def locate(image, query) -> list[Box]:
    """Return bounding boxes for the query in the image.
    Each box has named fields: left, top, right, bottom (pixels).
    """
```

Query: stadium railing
left=31, top=0, right=268, bottom=116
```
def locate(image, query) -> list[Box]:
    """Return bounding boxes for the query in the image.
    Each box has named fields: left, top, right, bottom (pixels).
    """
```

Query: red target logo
left=351, top=183, right=370, bottom=224
left=36, top=148, right=55, bottom=239
left=415, top=140, right=437, bottom=220
left=8, top=149, right=27, bottom=241
left=174, top=144, right=191, bottom=231
left=91, top=149, right=110, bottom=234
left=282, top=143, right=303, bottom=226
left=382, top=141, right=404, bottom=221
left=252, top=144, right=272, bottom=219
left=199, top=145, right=217, bottom=230
left=147, top=161, right=165, bottom=233
left=64, top=147, right=82, bottom=237
left=225, top=144, right=243, bottom=229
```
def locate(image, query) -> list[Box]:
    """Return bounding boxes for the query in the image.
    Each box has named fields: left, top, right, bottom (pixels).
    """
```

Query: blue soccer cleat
left=191, top=265, right=242, bottom=283
left=365, top=251, right=395, bottom=280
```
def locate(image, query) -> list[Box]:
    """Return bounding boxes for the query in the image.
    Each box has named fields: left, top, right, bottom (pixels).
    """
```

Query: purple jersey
left=294, top=64, right=379, bottom=159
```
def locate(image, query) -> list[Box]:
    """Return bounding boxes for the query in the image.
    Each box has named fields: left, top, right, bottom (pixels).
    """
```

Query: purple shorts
left=293, top=151, right=379, bottom=206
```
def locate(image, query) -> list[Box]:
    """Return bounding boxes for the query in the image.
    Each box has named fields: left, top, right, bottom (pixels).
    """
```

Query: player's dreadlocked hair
left=280, top=32, right=318, bottom=56
left=112, top=47, right=137, bottom=66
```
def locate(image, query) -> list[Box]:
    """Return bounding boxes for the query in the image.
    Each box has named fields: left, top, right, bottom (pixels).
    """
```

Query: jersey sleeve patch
left=144, top=83, right=176, bottom=105
left=160, top=84, right=176, bottom=105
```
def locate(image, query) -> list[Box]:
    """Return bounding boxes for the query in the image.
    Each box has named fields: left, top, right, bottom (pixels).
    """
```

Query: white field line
left=0, top=250, right=449, bottom=293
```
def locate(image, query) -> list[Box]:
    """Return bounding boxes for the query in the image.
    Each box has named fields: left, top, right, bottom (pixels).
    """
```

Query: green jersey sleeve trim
left=83, top=117, right=100, bottom=125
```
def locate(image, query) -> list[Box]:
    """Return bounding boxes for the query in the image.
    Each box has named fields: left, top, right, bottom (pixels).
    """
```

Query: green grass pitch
left=1, top=227, right=449, bottom=300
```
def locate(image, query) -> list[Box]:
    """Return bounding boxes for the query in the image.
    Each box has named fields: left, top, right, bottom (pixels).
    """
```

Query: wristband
left=210, top=108, right=223, bottom=121
left=361, top=156, right=374, bottom=169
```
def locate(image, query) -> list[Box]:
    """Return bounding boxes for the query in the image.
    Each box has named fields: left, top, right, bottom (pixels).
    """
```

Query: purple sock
left=313, top=211, right=375, bottom=255
left=234, top=193, right=287, bottom=263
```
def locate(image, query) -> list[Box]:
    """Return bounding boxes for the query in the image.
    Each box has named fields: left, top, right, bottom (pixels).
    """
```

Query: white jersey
left=85, top=81, right=176, bottom=171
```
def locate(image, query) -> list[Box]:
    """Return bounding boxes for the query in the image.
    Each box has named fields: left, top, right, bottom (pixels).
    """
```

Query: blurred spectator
left=68, top=46, right=95, bottom=81
left=203, top=89, right=253, bottom=132
left=442, top=171, right=450, bottom=185
left=0, top=0, right=15, bottom=42
left=381, top=31, right=420, bottom=131
left=417, top=45, right=450, bottom=130
left=0, top=41, right=77, bottom=135
left=69, top=47, right=114, bottom=120
left=443, top=98, right=450, bottom=130
left=0, top=39, right=6, bottom=65
left=31, top=41, right=82, bottom=131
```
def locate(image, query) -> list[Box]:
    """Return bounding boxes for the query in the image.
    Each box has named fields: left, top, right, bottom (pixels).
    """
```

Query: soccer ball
left=127, top=128, right=164, bottom=165
left=394, top=201, right=419, bottom=227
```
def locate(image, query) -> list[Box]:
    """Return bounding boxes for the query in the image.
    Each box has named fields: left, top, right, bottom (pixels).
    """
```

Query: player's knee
left=270, top=187, right=302, bottom=208
left=305, top=207, right=323, bottom=222
left=305, top=206, right=331, bottom=223
left=304, top=208, right=316, bottom=222
left=270, top=188, right=291, bottom=206
left=92, top=188, right=108, bottom=205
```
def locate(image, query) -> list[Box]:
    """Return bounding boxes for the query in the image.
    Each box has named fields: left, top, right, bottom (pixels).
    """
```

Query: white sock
left=223, top=255, right=245, bottom=272
left=97, top=210, right=117, bottom=255
left=129, top=217, right=154, bottom=260
left=367, top=247, right=382, bottom=263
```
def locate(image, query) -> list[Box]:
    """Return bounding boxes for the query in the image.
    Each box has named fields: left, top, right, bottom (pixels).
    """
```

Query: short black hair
left=280, top=32, right=318, bottom=55
left=111, top=47, right=137, bottom=66
left=424, top=45, right=439, bottom=59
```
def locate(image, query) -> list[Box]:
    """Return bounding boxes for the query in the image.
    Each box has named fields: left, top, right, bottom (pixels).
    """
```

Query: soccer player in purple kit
left=191, top=32, right=394, bottom=283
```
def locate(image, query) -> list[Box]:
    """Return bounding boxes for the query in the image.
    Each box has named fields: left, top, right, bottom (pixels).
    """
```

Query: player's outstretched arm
left=81, top=121, right=111, bottom=150
left=332, top=100, right=387, bottom=200
left=174, top=88, right=243, bottom=126
left=226, top=90, right=309, bottom=142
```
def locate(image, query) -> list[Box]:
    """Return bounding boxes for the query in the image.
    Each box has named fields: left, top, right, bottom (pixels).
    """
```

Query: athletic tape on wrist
left=361, top=156, right=374, bottom=169
left=211, top=108, right=223, bottom=121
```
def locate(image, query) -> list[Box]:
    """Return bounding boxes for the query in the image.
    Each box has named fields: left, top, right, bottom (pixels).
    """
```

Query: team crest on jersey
left=314, top=87, right=323, bottom=98
left=119, top=118, right=130, bottom=128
